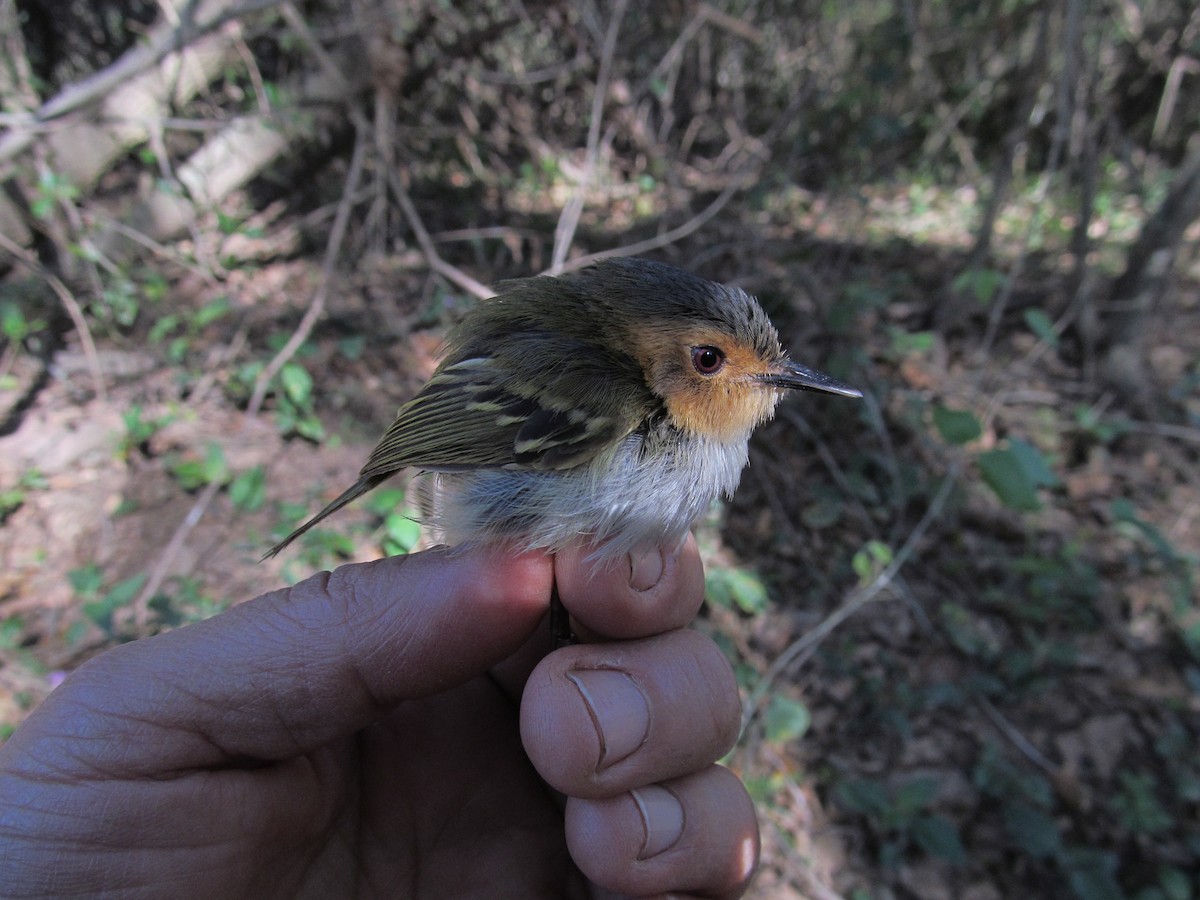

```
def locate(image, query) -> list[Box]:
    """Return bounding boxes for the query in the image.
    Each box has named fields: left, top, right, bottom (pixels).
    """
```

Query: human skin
left=0, top=537, right=758, bottom=898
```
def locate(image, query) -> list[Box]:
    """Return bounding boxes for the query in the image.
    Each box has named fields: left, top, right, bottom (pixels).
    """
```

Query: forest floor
left=1, top=187, right=1198, bottom=899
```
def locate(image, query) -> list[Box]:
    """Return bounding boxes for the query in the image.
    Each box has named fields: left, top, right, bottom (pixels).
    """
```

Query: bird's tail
left=261, top=475, right=383, bottom=560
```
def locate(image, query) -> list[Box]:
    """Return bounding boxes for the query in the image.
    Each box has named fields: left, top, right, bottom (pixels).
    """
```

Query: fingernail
left=631, top=785, right=685, bottom=858
left=566, top=669, right=651, bottom=771
left=628, top=547, right=665, bottom=591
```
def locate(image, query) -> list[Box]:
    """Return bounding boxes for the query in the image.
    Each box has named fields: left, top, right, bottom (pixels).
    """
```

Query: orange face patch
left=628, top=323, right=783, bottom=443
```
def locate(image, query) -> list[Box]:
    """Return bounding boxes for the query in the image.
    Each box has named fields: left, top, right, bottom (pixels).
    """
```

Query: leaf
left=952, top=267, right=1007, bottom=304
left=891, top=776, right=939, bottom=819
left=705, top=567, right=769, bottom=615
left=68, top=564, right=105, bottom=597
left=384, top=514, right=422, bottom=553
left=1008, top=437, right=1059, bottom=487
left=1004, top=801, right=1062, bottom=859
left=801, top=495, right=844, bottom=528
left=933, top=405, right=982, bottom=445
left=106, top=573, right=147, bottom=606
left=229, top=466, right=266, bottom=512
left=835, top=778, right=890, bottom=816
left=1058, top=846, right=1126, bottom=900
left=1024, top=308, right=1059, bottom=347
left=911, top=814, right=967, bottom=866
left=280, top=363, right=313, bottom=405
left=852, top=540, right=894, bottom=583
left=978, top=447, right=1041, bottom=511
left=170, top=442, right=230, bottom=490
left=764, top=695, right=812, bottom=745
left=193, top=297, right=231, bottom=328
left=365, top=487, right=407, bottom=515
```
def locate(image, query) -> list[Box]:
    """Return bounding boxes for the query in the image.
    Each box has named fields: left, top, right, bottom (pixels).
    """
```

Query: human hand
left=0, top=538, right=758, bottom=898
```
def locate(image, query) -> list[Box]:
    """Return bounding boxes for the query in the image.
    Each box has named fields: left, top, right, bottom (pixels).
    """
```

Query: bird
left=265, top=257, right=862, bottom=566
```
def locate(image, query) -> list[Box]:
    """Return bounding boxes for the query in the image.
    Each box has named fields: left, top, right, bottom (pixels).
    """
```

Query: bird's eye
left=691, top=345, right=725, bottom=375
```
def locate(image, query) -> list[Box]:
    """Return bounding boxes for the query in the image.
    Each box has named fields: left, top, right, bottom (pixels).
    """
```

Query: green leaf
left=1008, top=437, right=1059, bottom=488
left=911, top=814, right=967, bottom=866
left=952, top=267, right=1007, bottom=304
left=835, top=778, right=890, bottom=816
left=705, top=567, right=769, bottom=615
left=148, top=313, right=181, bottom=343
left=68, top=564, right=105, bottom=598
left=1024, top=308, right=1059, bottom=347
left=229, top=466, right=266, bottom=512
left=365, top=487, right=407, bottom=514
left=852, top=540, right=893, bottom=583
left=801, top=495, right=844, bottom=529
left=1004, top=801, right=1062, bottom=859
left=888, top=327, right=935, bottom=356
left=280, top=363, right=313, bottom=405
left=978, top=447, right=1041, bottom=511
left=891, top=776, right=939, bottom=818
left=106, top=573, right=147, bottom=606
left=764, top=695, right=812, bottom=745
left=383, top=514, right=422, bottom=553
left=338, top=336, right=366, bottom=360
left=170, top=442, right=229, bottom=490
left=1059, top=846, right=1126, bottom=900
left=193, top=297, right=231, bottom=328
left=1157, top=866, right=1191, bottom=900
left=933, top=405, right=982, bottom=445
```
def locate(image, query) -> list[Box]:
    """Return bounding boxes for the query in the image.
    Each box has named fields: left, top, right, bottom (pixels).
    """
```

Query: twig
left=1124, top=420, right=1200, bottom=445
left=131, top=478, right=223, bottom=632
left=553, top=173, right=753, bottom=274
left=0, top=0, right=286, bottom=166
left=778, top=408, right=875, bottom=532
left=81, top=209, right=218, bottom=284
left=697, top=3, right=766, bottom=43
left=549, top=0, right=629, bottom=272
left=975, top=0, right=1077, bottom=359
left=387, top=168, right=495, bottom=301
left=0, top=231, right=106, bottom=402
left=277, top=0, right=493, bottom=302
left=976, top=696, right=1060, bottom=776
left=741, top=464, right=960, bottom=735
left=245, top=125, right=367, bottom=418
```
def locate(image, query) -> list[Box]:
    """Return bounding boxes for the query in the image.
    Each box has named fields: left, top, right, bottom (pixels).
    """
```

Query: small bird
left=265, top=257, right=861, bottom=564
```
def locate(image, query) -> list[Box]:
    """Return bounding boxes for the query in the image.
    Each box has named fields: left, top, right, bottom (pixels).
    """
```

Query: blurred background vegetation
left=1, top=0, right=1198, bottom=897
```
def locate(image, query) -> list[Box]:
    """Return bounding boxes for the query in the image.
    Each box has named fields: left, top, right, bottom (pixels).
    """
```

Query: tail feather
left=261, top=475, right=384, bottom=560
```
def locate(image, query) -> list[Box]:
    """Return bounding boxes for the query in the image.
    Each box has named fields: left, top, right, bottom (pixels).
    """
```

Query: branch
left=387, top=168, right=495, bottom=301
left=131, top=479, right=222, bottom=632
left=553, top=172, right=751, bottom=274
left=245, top=126, right=368, bottom=419
left=0, top=0, right=285, bottom=167
left=0, top=231, right=106, bottom=402
left=740, top=464, right=960, bottom=735
left=549, top=0, right=629, bottom=273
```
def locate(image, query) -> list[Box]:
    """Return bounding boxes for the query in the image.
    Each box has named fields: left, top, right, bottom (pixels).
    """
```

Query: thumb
left=12, top=546, right=553, bottom=774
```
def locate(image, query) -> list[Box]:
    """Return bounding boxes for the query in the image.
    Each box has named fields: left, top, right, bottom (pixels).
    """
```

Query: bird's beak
left=761, top=359, right=863, bottom=398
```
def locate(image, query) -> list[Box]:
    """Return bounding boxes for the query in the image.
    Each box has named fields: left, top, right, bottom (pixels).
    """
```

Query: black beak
left=761, top=359, right=863, bottom=398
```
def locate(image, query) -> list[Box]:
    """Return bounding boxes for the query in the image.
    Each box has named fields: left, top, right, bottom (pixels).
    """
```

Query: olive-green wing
left=359, top=338, right=657, bottom=479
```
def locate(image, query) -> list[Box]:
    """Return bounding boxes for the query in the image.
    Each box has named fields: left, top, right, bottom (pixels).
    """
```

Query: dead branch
left=741, top=463, right=960, bottom=736
left=245, top=128, right=368, bottom=419
left=550, top=0, right=629, bottom=272
left=0, top=0, right=285, bottom=166
left=0, top=231, right=105, bottom=402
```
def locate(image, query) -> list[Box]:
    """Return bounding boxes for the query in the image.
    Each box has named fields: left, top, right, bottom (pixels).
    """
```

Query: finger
left=565, top=765, right=759, bottom=899
left=555, top=534, right=705, bottom=640
left=520, top=629, right=741, bottom=799
left=21, top=546, right=553, bottom=774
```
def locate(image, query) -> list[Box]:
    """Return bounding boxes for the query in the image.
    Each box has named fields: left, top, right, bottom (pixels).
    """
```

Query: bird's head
left=588, top=259, right=862, bottom=443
